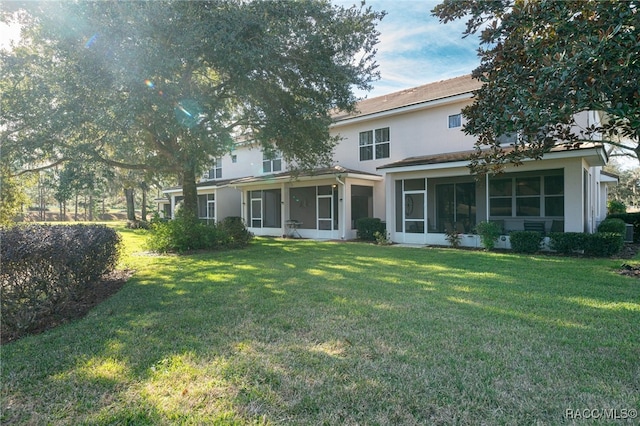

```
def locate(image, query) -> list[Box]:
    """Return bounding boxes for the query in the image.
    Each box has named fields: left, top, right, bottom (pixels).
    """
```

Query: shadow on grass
left=3, top=237, right=639, bottom=424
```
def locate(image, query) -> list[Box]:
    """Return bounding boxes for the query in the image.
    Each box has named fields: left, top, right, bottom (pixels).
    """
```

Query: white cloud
left=336, top=0, right=481, bottom=98
left=378, top=25, right=438, bottom=54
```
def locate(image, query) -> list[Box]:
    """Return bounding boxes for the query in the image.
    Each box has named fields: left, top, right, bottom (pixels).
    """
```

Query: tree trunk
left=181, top=164, right=199, bottom=222
left=59, top=201, right=63, bottom=221
left=38, top=174, right=45, bottom=221
left=74, top=193, right=78, bottom=221
left=39, top=190, right=44, bottom=220
left=88, top=195, right=93, bottom=221
left=141, top=186, right=148, bottom=221
left=125, top=188, right=136, bottom=221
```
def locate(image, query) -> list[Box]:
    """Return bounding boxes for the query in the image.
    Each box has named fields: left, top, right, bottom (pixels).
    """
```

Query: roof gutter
left=379, top=146, right=608, bottom=174
left=331, top=92, right=474, bottom=128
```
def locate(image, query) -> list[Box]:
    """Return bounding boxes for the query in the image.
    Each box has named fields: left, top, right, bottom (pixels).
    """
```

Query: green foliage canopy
left=0, top=164, right=29, bottom=226
left=432, top=0, right=640, bottom=173
left=607, top=166, right=640, bottom=208
left=1, top=0, right=384, bottom=220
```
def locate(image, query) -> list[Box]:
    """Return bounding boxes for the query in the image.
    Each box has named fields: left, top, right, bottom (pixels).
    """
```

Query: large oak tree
left=1, top=0, right=383, bottom=221
left=432, top=0, right=639, bottom=173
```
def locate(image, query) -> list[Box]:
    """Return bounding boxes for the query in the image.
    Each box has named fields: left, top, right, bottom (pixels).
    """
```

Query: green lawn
left=2, top=228, right=639, bottom=425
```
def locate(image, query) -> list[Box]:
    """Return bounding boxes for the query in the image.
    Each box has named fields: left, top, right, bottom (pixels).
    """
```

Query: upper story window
left=204, top=158, right=222, bottom=180
left=263, top=150, right=282, bottom=173
left=231, top=154, right=237, bottom=163
left=359, top=127, right=390, bottom=161
left=497, top=133, right=516, bottom=145
left=448, top=114, right=462, bottom=128
left=496, top=131, right=523, bottom=145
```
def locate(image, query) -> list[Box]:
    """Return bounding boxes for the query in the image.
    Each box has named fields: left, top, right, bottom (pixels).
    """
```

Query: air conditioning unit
left=625, top=223, right=634, bottom=243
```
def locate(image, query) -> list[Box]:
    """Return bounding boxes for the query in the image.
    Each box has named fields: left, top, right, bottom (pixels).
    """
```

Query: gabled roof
left=332, top=74, right=481, bottom=122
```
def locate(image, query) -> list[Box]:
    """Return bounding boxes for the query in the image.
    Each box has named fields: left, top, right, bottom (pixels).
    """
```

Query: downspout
left=486, top=173, right=490, bottom=249
left=232, top=185, right=246, bottom=226
left=485, top=173, right=489, bottom=223
left=336, top=175, right=346, bottom=240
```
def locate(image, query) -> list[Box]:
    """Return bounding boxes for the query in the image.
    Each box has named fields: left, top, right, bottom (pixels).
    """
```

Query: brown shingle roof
left=333, top=74, right=481, bottom=122
left=163, top=178, right=236, bottom=192
left=230, top=166, right=380, bottom=185
left=378, top=143, right=607, bottom=170
left=377, top=150, right=476, bottom=170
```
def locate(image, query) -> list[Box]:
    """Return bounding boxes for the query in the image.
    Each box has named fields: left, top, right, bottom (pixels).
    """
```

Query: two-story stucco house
left=157, top=75, right=617, bottom=248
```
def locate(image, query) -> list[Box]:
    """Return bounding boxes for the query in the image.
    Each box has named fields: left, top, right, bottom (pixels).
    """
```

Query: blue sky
left=1, top=1, right=480, bottom=99
left=336, top=0, right=481, bottom=98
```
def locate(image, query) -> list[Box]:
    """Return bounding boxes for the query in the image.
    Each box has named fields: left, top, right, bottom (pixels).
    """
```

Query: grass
left=2, top=226, right=639, bottom=424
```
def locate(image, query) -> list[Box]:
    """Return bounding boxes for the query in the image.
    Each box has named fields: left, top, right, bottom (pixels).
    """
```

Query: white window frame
left=448, top=114, right=462, bottom=129
left=204, top=158, right=222, bottom=180
left=316, top=185, right=338, bottom=231
left=489, top=172, right=564, bottom=218
left=207, top=194, right=215, bottom=220
left=359, top=127, right=390, bottom=161
left=262, top=151, right=282, bottom=173
left=359, top=130, right=373, bottom=161
left=250, top=190, right=262, bottom=227
left=198, top=193, right=216, bottom=223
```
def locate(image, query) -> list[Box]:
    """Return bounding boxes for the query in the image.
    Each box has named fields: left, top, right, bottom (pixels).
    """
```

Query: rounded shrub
left=1, top=224, right=121, bottom=337
left=356, top=217, right=385, bottom=241
left=509, top=230, right=543, bottom=254
left=607, top=212, right=640, bottom=243
left=475, top=221, right=501, bottom=250
left=597, top=218, right=626, bottom=235
left=219, top=216, right=253, bottom=248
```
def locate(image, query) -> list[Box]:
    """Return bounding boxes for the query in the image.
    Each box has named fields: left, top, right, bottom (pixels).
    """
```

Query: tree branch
left=14, top=158, right=67, bottom=176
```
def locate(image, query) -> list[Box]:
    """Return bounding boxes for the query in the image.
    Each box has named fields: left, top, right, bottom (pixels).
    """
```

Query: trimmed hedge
left=356, top=217, right=386, bottom=241
left=1, top=225, right=121, bottom=336
left=509, top=231, right=543, bottom=254
left=548, top=232, right=587, bottom=255
left=549, top=231, right=624, bottom=257
left=583, top=232, right=624, bottom=257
